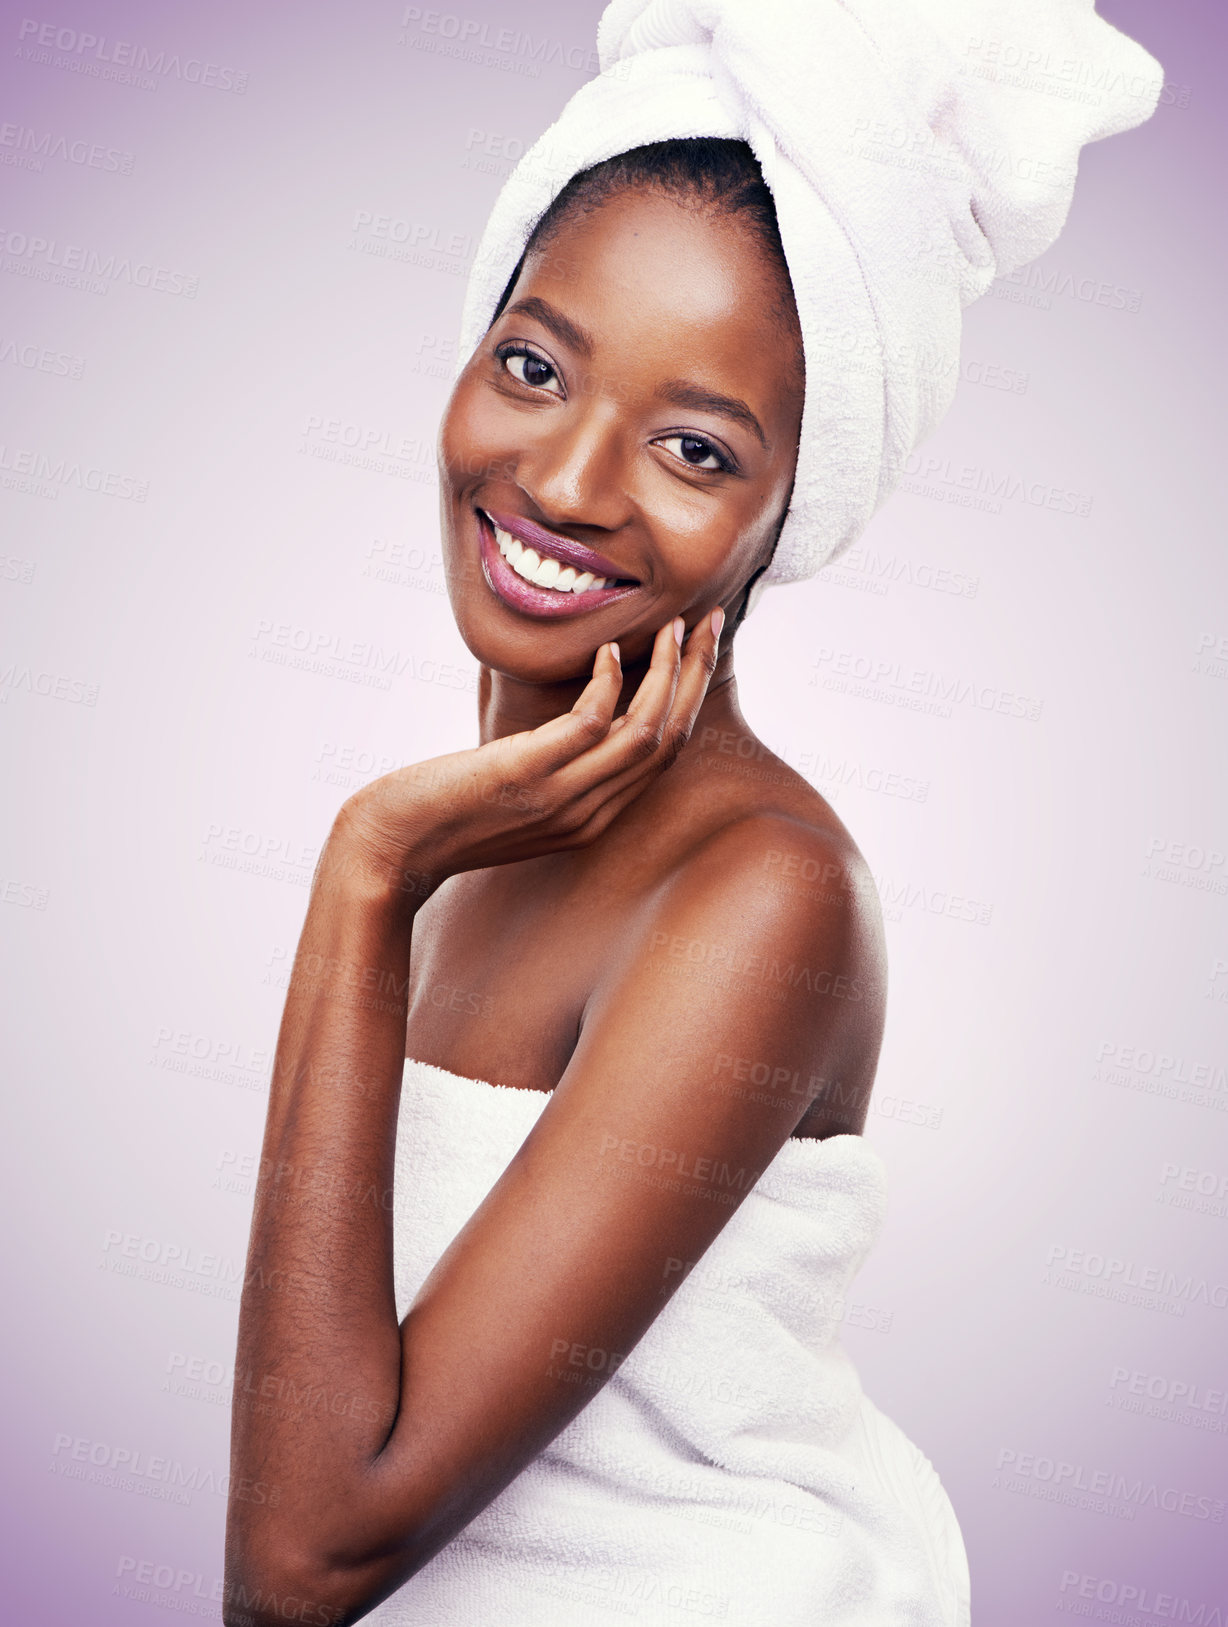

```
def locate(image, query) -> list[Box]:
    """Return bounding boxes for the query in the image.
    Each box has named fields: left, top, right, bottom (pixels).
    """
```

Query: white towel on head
left=456, top=0, right=1163, bottom=612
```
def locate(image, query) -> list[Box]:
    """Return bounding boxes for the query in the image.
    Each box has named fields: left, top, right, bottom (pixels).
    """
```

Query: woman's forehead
left=512, top=189, right=802, bottom=419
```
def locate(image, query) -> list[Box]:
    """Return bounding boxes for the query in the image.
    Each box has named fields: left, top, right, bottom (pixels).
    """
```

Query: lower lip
left=476, top=510, right=640, bottom=621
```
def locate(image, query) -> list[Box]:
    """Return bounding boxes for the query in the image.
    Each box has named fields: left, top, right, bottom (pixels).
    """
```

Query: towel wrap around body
left=367, top=1058, right=971, bottom=1625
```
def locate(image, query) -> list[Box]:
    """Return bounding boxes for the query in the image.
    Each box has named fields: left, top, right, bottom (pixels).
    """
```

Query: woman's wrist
left=319, top=794, right=448, bottom=913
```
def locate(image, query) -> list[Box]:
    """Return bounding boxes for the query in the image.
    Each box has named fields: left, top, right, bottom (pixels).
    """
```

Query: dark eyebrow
left=499, top=300, right=767, bottom=450
left=502, top=296, right=594, bottom=360
left=656, top=379, right=767, bottom=450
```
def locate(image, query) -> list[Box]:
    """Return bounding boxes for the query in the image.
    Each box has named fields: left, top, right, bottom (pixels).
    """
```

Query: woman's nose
left=516, top=399, right=632, bottom=533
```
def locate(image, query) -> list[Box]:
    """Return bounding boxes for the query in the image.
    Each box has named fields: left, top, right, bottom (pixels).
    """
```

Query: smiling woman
left=223, top=3, right=1161, bottom=1624
left=441, top=157, right=803, bottom=670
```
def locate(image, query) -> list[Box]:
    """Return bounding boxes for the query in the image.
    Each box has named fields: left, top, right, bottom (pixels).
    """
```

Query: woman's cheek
left=442, top=382, right=520, bottom=490
left=440, top=369, right=489, bottom=467
left=647, top=485, right=755, bottom=591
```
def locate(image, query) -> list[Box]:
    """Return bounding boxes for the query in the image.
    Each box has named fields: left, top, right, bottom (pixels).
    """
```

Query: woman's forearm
left=223, top=637, right=706, bottom=1623
left=225, top=807, right=434, bottom=1619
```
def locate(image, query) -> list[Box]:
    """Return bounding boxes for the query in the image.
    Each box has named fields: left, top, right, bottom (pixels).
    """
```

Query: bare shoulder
left=670, top=728, right=885, bottom=965
left=629, top=745, right=887, bottom=1136
left=660, top=802, right=885, bottom=999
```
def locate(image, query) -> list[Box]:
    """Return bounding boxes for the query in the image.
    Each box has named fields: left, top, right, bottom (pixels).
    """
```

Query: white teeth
left=489, top=517, right=621, bottom=594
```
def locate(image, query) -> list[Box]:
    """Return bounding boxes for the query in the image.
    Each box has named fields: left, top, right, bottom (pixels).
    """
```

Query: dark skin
left=224, top=189, right=886, bottom=1627
left=409, top=189, right=877, bottom=1116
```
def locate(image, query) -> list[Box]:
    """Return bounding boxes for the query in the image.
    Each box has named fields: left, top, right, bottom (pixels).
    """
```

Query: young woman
left=224, top=5, right=1160, bottom=1622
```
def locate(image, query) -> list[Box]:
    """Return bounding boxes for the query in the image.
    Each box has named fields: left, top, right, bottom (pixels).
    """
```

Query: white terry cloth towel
left=367, top=1058, right=971, bottom=1626
left=456, top=0, right=1163, bottom=614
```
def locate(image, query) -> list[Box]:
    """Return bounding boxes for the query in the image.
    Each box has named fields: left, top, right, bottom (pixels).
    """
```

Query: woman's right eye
left=500, top=348, right=563, bottom=396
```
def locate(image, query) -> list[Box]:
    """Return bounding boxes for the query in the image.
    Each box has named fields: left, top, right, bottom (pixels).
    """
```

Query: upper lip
left=482, top=508, right=640, bottom=584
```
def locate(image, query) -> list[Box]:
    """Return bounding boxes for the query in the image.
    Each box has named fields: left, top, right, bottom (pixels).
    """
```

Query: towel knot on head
left=458, top=0, right=1162, bottom=612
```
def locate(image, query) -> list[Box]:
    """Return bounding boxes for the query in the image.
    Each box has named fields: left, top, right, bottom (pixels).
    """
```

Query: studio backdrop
left=2, top=2, right=1224, bottom=1622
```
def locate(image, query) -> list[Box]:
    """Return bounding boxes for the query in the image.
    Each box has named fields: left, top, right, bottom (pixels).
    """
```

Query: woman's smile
left=476, top=506, right=644, bottom=621
left=438, top=185, right=803, bottom=689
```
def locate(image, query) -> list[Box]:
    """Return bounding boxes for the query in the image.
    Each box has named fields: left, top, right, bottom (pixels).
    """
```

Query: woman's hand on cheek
left=337, top=610, right=724, bottom=890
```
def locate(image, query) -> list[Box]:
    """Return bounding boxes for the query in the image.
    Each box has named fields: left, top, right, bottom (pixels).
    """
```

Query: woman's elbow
left=223, top=1509, right=428, bottom=1627
left=222, top=1544, right=369, bottom=1627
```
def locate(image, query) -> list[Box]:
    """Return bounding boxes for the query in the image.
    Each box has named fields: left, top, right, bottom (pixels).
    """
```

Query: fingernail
left=672, top=616, right=684, bottom=647
left=610, top=641, right=620, bottom=665
left=710, top=607, right=725, bottom=639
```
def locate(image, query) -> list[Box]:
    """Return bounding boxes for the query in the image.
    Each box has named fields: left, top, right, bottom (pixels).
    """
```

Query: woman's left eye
left=656, top=435, right=730, bottom=473
left=501, top=349, right=563, bottom=395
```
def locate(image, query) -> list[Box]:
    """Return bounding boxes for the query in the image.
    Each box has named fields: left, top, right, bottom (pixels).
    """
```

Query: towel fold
left=457, top=0, right=1163, bottom=612
left=369, top=1058, right=970, bottom=1625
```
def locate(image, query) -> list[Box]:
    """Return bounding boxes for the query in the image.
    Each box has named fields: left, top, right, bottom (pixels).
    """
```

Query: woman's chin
left=479, top=644, right=606, bottom=687
left=446, top=606, right=604, bottom=687
left=444, top=556, right=641, bottom=682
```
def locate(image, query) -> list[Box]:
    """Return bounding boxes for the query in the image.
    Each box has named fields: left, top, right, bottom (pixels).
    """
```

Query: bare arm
left=224, top=613, right=882, bottom=1625
left=225, top=615, right=715, bottom=1625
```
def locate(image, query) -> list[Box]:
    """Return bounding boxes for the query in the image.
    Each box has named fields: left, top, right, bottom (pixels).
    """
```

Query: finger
left=603, top=605, right=723, bottom=783
left=588, top=617, right=684, bottom=777
left=610, top=616, right=683, bottom=731
left=561, top=750, right=694, bottom=845
left=658, top=604, right=723, bottom=751
left=570, top=639, right=625, bottom=723
left=551, top=607, right=723, bottom=810
left=506, top=610, right=715, bottom=812
left=530, top=619, right=682, bottom=787
left=510, top=640, right=625, bottom=777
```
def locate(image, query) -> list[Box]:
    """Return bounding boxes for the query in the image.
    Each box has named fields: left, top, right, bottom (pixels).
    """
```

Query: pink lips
left=484, top=509, right=639, bottom=584
left=476, top=508, right=642, bottom=620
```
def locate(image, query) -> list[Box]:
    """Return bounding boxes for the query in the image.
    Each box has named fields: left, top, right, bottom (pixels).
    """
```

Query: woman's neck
left=476, top=646, right=744, bottom=748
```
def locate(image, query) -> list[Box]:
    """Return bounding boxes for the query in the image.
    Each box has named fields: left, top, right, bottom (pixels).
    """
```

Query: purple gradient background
left=2, top=2, right=1225, bottom=1621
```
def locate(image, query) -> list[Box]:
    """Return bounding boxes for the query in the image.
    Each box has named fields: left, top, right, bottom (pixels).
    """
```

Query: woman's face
left=438, top=187, right=804, bottom=681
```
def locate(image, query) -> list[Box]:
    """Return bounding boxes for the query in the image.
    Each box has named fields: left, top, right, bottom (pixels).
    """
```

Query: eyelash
left=656, top=435, right=733, bottom=475
left=493, top=342, right=737, bottom=476
left=496, top=343, right=563, bottom=396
